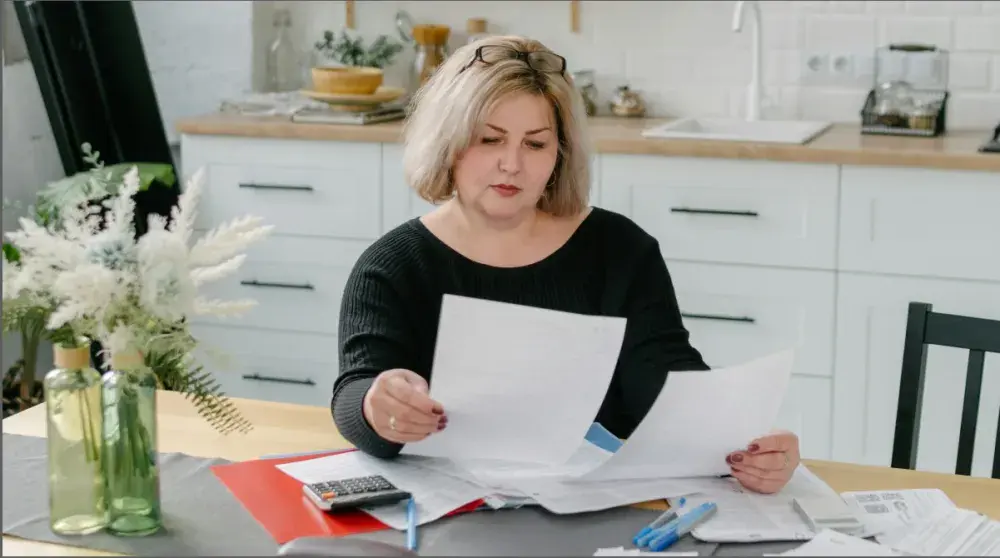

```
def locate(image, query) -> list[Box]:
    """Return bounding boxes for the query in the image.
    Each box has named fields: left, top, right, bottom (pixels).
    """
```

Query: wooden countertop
left=4, top=391, right=1000, bottom=556
left=175, top=113, right=1000, bottom=173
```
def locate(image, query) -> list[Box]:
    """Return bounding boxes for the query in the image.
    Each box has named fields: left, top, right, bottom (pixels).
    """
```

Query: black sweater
left=331, top=207, right=709, bottom=458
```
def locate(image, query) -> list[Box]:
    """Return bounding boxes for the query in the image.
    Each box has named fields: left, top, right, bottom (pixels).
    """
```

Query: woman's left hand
left=726, top=430, right=801, bottom=494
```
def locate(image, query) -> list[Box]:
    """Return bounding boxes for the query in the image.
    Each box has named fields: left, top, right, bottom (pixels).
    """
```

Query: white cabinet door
left=833, top=273, right=1000, bottom=478
left=775, top=376, right=832, bottom=461
left=601, top=154, right=839, bottom=270
left=839, top=166, right=1000, bottom=282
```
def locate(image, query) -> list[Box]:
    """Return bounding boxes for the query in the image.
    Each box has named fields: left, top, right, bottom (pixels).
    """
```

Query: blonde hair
left=401, top=35, right=592, bottom=217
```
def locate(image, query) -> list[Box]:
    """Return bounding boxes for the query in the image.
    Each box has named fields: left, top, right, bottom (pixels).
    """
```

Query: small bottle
left=45, top=341, right=107, bottom=536
left=102, top=349, right=162, bottom=537
left=265, top=9, right=303, bottom=92
left=466, top=18, right=489, bottom=45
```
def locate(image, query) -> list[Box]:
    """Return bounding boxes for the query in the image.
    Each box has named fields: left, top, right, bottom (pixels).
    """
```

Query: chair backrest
left=892, top=301, right=1000, bottom=479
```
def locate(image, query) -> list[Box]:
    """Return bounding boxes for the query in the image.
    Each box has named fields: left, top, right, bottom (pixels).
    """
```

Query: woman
left=332, top=36, right=800, bottom=494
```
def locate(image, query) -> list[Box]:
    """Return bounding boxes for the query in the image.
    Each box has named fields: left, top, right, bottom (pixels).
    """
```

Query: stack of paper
left=771, top=529, right=900, bottom=556
left=877, top=506, right=1000, bottom=556
left=277, top=295, right=799, bottom=527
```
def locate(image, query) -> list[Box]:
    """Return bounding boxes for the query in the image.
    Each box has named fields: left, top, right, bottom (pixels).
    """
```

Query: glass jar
left=102, top=350, right=161, bottom=536
left=408, top=24, right=451, bottom=93
left=44, top=342, right=107, bottom=536
left=265, top=9, right=303, bottom=93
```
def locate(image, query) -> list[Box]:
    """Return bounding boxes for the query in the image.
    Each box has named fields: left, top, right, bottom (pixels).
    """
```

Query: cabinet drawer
left=190, top=324, right=336, bottom=408
left=839, top=166, right=1000, bottom=282
left=601, top=155, right=838, bottom=269
left=188, top=234, right=369, bottom=336
left=667, top=261, right=836, bottom=378
left=180, top=135, right=383, bottom=240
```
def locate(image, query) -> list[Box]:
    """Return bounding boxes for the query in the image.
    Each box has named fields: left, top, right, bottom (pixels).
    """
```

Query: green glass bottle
left=44, top=341, right=108, bottom=536
left=101, top=350, right=161, bottom=536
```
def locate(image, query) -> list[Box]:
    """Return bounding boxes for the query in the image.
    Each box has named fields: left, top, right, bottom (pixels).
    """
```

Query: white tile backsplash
left=236, top=0, right=995, bottom=128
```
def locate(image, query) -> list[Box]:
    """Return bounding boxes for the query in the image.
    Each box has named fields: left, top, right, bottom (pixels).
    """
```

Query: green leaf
left=2, top=242, right=20, bottom=264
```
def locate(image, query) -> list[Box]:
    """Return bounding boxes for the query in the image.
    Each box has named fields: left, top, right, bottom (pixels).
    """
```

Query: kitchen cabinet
left=179, top=132, right=1000, bottom=473
left=833, top=273, right=1000, bottom=479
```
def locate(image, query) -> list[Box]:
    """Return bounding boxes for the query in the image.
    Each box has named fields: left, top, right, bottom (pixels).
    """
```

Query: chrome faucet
left=732, top=0, right=763, bottom=121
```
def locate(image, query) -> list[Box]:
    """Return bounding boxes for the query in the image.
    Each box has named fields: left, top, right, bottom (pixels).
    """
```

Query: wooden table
left=4, top=391, right=999, bottom=556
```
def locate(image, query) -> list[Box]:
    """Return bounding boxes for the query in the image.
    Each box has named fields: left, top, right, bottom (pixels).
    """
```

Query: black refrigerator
left=14, top=0, right=178, bottom=180
left=14, top=0, right=181, bottom=366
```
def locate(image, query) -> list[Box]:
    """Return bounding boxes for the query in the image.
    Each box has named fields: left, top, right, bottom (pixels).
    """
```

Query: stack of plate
left=301, top=66, right=406, bottom=113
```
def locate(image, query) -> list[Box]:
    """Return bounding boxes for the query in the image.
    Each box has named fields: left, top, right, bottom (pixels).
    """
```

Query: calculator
left=302, top=474, right=412, bottom=512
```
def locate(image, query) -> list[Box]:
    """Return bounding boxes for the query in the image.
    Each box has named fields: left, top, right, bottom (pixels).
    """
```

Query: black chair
left=892, top=301, right=1000, bottom=479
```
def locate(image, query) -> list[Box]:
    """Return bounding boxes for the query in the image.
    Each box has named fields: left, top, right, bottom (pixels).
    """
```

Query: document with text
left=578, top=350, right=795, bottom=482
left=400, top=295, right=627, bottom=465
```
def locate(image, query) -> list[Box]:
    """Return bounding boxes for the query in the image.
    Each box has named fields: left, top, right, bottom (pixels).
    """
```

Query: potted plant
left=310, top=30, right=404, bottom=96
left=2, top=143, right=176, bottom=417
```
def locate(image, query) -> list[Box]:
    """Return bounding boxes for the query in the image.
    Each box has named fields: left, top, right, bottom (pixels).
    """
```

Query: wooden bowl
left=311, top=66, right=384, bottom=95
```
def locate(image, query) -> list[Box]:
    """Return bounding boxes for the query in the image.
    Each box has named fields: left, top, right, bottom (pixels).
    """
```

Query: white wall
left=259, top=0, right=1000, bottom=128
left=2, top=60, right=65, bottom=376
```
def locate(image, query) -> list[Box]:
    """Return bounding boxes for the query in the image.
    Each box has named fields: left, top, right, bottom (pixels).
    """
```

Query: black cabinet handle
left=238, top=182, right=314, bottom=192
left=681, top=312, right=756, bottom=324
left=240, top=279, right=315, bottom=290
left=670, top=207, right=759, bottom=218
left=242, top=373, right=315, bottom=386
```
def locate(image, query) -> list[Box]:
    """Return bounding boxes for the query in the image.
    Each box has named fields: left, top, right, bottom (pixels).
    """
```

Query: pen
left=406, top=497, right=418, bottom=551
left=632, top=497, right=686, bottom=547
left=646, top=501, right=717, bottom=552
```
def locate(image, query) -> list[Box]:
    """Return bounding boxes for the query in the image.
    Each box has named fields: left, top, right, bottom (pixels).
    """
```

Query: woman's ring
left=783, top=453, right=790, bottom=468
left=389, top=416, right=397, bottom=431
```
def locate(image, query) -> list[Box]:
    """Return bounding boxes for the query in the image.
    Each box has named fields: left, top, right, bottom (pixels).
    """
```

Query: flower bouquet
left=2, top=164, right=273, bottom=535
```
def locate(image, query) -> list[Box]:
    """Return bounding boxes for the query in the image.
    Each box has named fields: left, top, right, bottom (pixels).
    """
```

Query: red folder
left=210, top=449, right=484, bottom=545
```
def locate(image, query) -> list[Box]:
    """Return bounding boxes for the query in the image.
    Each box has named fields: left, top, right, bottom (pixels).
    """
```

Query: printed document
left=876, top=506, right=1000, bottom=556
left=594, top=547, right=697, bottom=556
left=840, top=488, right=957, bottom=538
left=777, top=529, right=899, bottom=556
left=400, top=295, right=627, bottom=465
left=663, top=465, right=845, bottom=542
left=276, top=451, right=491, bottom=530
left=579, top=350, right=795, bottom=481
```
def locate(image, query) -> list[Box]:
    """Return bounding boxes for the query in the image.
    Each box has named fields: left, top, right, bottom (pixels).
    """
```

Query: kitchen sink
left=641, top=117, right=833, bottom=145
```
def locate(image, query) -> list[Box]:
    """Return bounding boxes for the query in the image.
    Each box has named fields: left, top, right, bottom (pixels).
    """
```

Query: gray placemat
left=2, top=433, right=279, bottom=556
left=346, top=505, right=722, bottom=556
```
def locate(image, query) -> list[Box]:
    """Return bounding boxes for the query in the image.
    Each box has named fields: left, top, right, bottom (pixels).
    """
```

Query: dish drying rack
left=860, top=44, right=949, bottom=138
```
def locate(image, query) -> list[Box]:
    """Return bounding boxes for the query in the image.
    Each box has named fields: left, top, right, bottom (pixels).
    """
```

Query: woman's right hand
left=363, top=369, right=447, bottom=443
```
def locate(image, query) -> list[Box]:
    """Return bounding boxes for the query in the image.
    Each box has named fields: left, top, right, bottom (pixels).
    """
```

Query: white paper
left=840, top=488, right=956, bottom=538
left=276, top=451, right=491, bottom=530
left=877, top=506, right=1000, bottom=556
left=401, top=295, right=627, bottom=465
left=581, top=350, right=795, bottom=481
left=454, top=437, right=613, bottom=488
left=665, top=465, right=845, bottom=543
left=594, top=547, right=698, bottom=556
left=778, top=529, right=899, bottom=556
left=507, top=474, right=711, bottom=515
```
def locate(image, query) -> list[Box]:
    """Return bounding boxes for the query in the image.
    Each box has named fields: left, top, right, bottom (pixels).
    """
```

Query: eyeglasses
left=459, top=45, right=567, bottom=75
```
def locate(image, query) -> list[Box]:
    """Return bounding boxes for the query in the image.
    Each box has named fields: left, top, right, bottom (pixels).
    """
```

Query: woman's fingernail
left=725, top=454, right=733, bottom=465
left=748, top=444, right=760, bottom=453
left=730, top=453, right=743, bottom=463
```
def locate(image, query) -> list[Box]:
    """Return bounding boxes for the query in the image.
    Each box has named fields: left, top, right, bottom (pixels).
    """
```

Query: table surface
left=3, top=391, right=999, bottom=556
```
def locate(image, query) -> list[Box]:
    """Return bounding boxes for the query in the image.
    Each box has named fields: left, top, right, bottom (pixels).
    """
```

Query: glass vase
left=101, top=350, right=162, bottom=536
left=44, top=342, right=108, bottom=536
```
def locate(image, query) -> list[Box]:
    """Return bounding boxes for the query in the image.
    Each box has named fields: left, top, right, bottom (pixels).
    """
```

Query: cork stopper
left=110, top=350, right=144, bottom=370
left=54, top=344, right=91, bottom=370
left=466, top=18, right=486, bottom=35
left=412, top=24, right=450, bottom=46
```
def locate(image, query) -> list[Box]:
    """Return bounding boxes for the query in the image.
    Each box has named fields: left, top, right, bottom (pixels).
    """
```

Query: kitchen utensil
left=571, top=70, right=597, bottom=117
left=299, top=86, right=406, bottom=112
left=860, top=44, right=949, bottom=137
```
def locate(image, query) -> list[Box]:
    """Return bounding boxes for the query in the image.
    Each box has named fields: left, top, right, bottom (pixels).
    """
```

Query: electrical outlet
left=800, top=52, right=830, bottom=86
left=829, top=53, right=853, bottom=77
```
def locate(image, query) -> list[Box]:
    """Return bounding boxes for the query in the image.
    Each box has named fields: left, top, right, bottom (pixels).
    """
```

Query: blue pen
left=406, top=497, right=418, bottom=551
left=632, top=497, right=686, bottom=547
left=646, top=502, right=717, bottom=552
